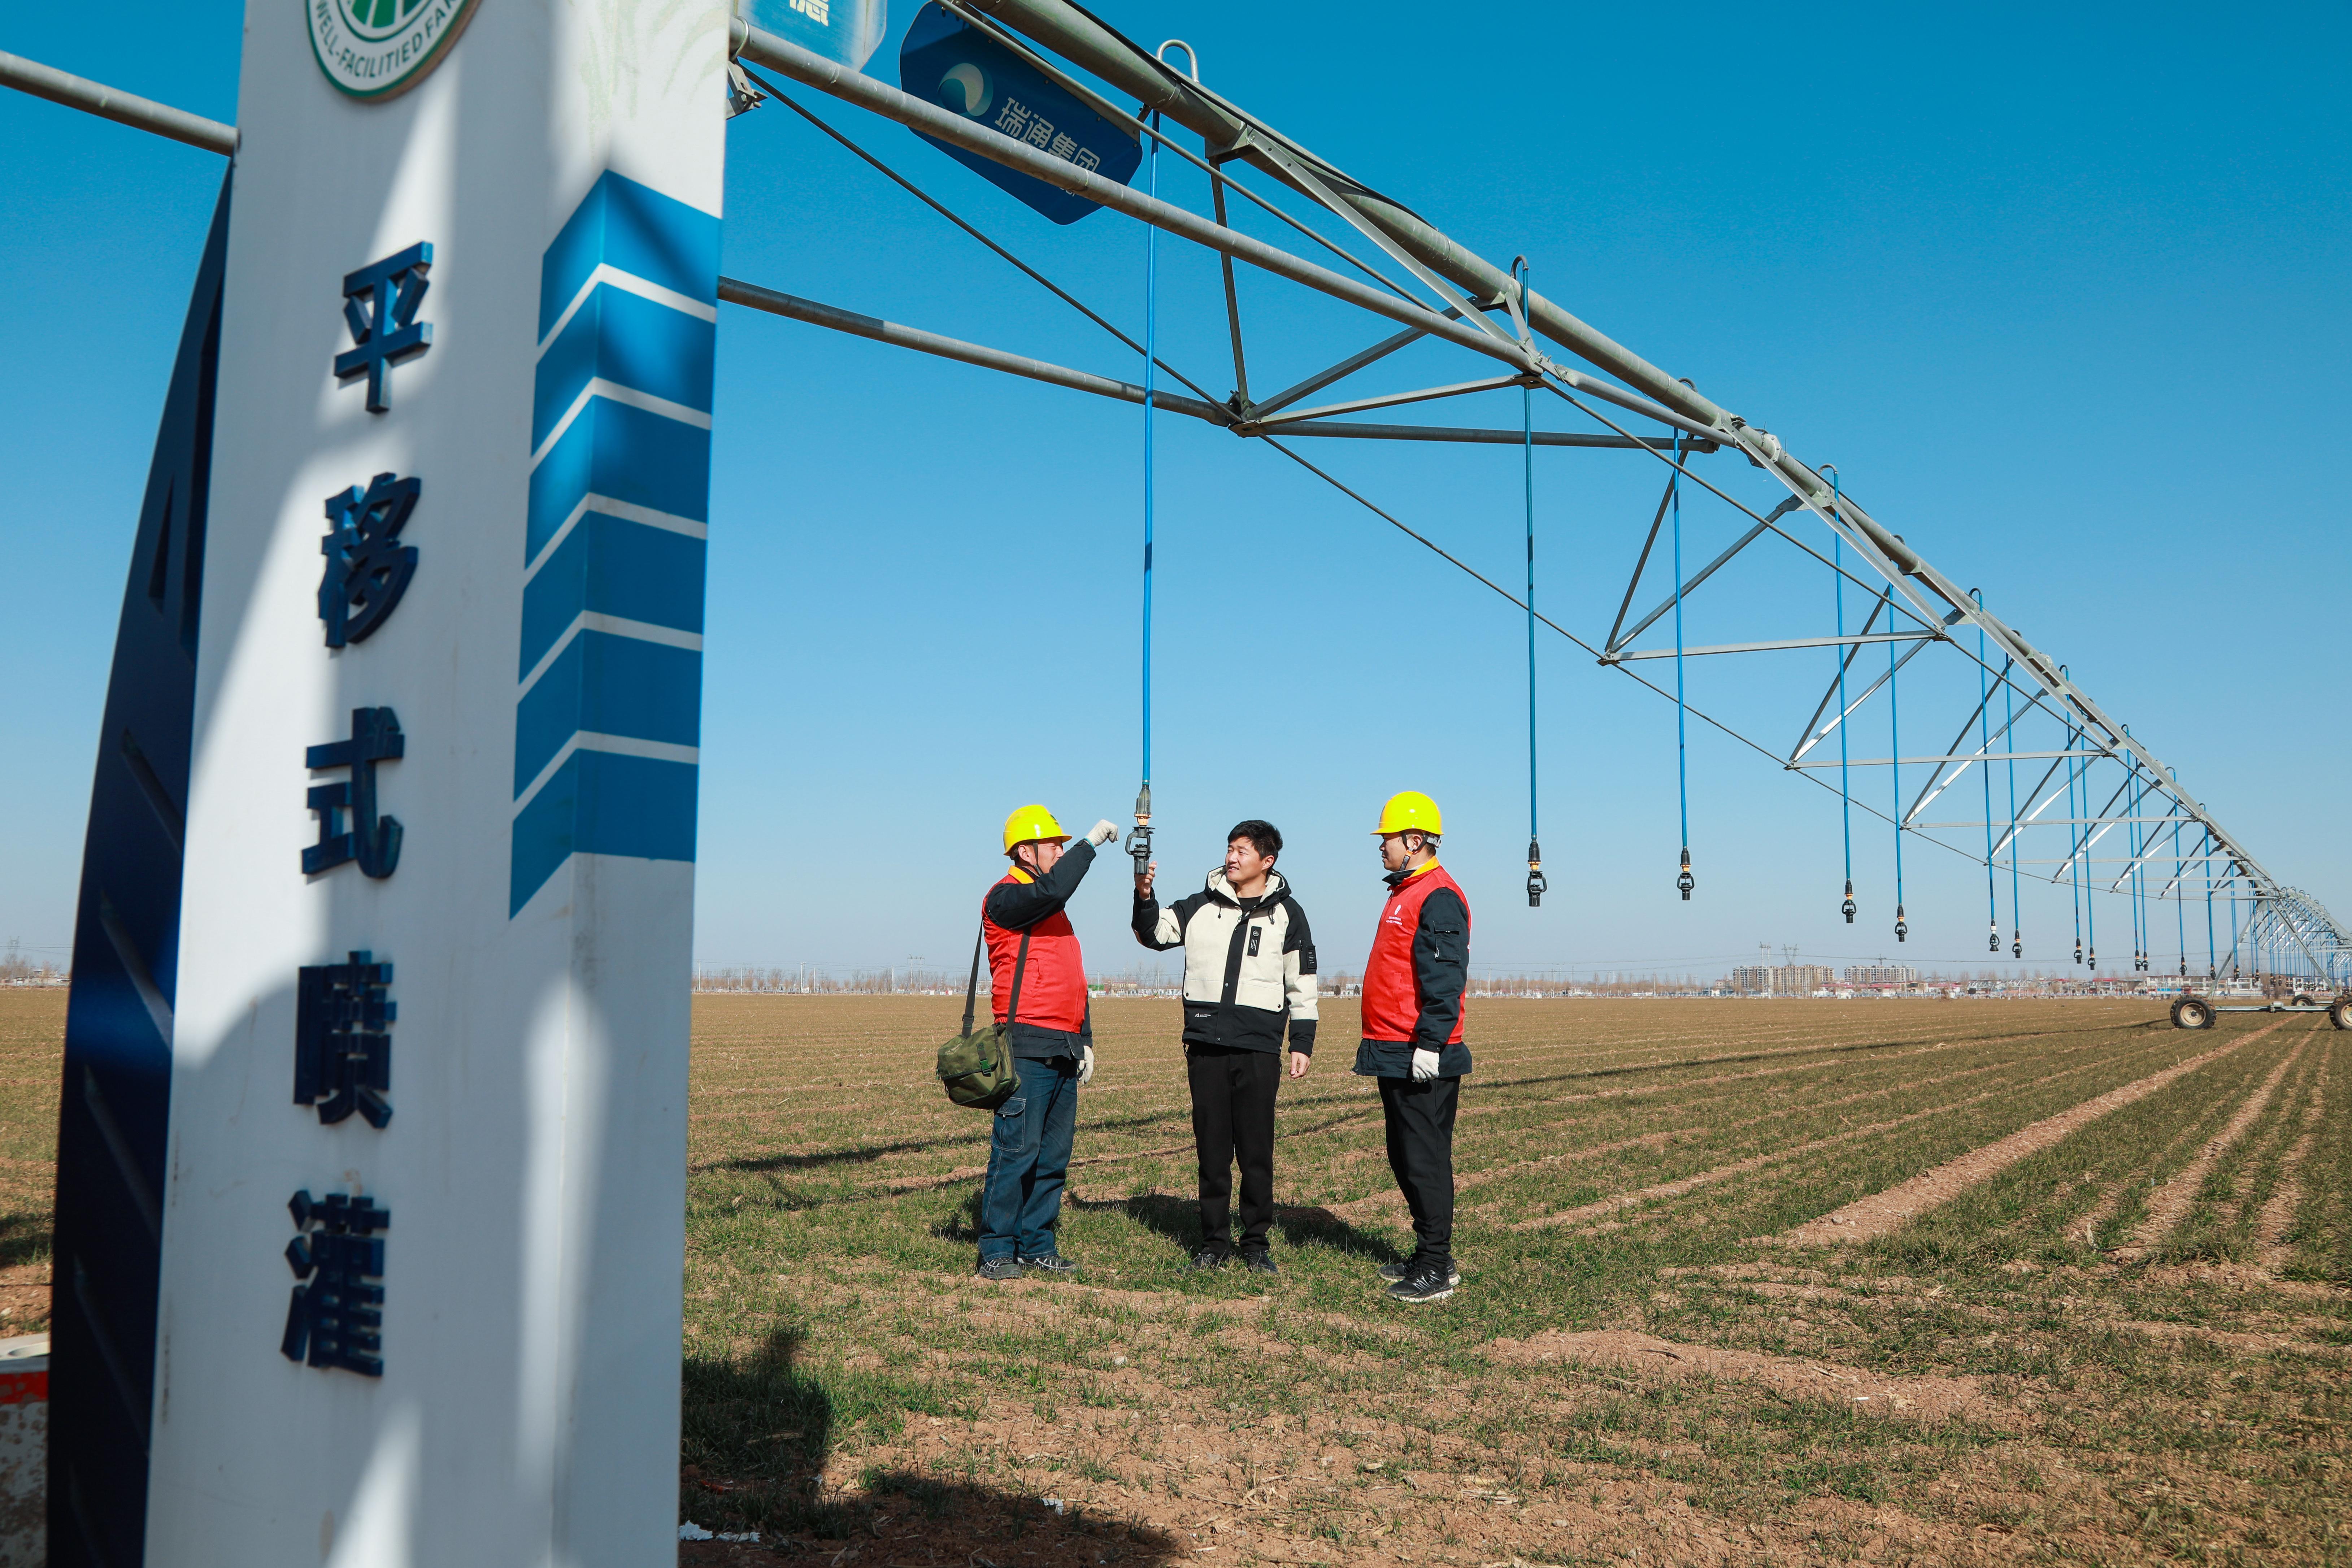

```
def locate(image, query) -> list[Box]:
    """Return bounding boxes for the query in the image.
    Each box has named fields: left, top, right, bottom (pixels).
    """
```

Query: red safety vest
left=1360, top=862, right=1470, bottom=1043
left=984, top=869, right=1088, bottom=1033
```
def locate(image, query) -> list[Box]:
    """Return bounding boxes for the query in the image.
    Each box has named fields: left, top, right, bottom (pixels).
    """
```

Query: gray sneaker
left=1188, top=1246, right=1229, bottom=1271
left=1386, top=1260, right=1456, bottom=1304
left=974, top=1256, right=1024, bottom=1281
left=1377, top=1257, right=1459, bottom=1287
left=1238, top=1249, right=1278, bottom=1275
left=1017, top=1252, right=1080, bottom=1276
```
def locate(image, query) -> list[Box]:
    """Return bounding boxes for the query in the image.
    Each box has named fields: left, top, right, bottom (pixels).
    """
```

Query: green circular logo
left=307, top=0, right=481, bottom=101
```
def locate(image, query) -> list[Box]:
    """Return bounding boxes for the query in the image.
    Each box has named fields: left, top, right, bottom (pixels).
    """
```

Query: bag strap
left=959, top=925, right=985, bottom=1038
left=1005, top=927, right=1034, bottom=1031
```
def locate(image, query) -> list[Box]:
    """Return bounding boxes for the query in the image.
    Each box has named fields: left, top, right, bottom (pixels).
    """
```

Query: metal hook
left=1155, top=39, right=1201, bottom=81
left=1507, top=255, right=1534, bottom=349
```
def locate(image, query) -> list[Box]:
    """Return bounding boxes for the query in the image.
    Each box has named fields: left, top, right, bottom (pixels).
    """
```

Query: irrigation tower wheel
left=2171, top=995, right=2216, bottom=1030
left=2292, top=993, right=2315, bottom=1008
left=2330, top=998, right=2352, bottom=1030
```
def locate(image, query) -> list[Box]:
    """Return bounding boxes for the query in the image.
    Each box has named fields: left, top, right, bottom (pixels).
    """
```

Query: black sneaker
left=1385, top=1260, right=1457, bottom=1303
left=1017, top=1252, right=1079, bottom=1276
left=1238, top=1249, right=1277, bottom=1275
left=1377, top=1257, right=1459, bottom=1287
left=1188, top=1246, right=1229, bottom=1271
left=974, top=1256, right=1024, bottom=1281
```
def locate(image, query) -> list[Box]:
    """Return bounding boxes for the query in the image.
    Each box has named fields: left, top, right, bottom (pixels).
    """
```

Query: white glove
left=1087, top=820, right=1120, bottom=847
left=1410, top=1048, right=1440, bottom=1082
left=1076, top=1046, right=1096, bottom=1086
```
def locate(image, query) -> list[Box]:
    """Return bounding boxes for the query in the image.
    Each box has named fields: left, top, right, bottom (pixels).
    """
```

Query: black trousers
left=1186, top=1045, right=1281, bottom=1253
left=1378, top=1074, right=1460, bottom=1264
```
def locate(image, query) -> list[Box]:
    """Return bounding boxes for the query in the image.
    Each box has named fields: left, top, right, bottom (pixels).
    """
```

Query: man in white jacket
left=1133, top=820, right=1318, bottom=1273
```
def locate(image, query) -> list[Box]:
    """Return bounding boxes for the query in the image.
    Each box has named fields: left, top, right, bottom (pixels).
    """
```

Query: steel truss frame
left=719, top=9, right=2346, bottom=990
left=6, top=23, right=2339, bottom=987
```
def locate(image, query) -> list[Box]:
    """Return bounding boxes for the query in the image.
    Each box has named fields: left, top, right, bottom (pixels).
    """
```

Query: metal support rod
left=1609, top=632, right=1935, bottom=661
left=1608, top=522, right=1773, bottom=654
left=1271, top=423, right=1707, bottom=450
left=1789, top=591, right=1890, bottom=761
left=1248, top=317, right=1453, bottom=417
left=1788, top=608, right=1961, bottom=763
left=0, top=51, right=237, bottom=155
left=1209, top=178, right=1250, bottom=407
left=717, top=277, right=1234, bottom=423
left=1792, top=751, right=2103, bottom=769
left=1606, top=476, right=1682, bottom=656
left=1250, top=374, right=1530, bottom=427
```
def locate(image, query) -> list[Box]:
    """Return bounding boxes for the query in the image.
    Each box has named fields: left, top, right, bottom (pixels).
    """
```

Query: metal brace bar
left=1253, top=373, right=1528, bottom=427
left=1250, top=316, right=1454, bottom=417
left=1611, top=632, right=1932, bottom=661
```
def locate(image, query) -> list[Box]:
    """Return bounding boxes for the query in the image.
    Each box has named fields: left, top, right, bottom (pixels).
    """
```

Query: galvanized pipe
left=0, top=51, right=236, bottom=155
left=720, top=278, right=1691, bottom=452
left=717, top=277, right=1231, bottom=424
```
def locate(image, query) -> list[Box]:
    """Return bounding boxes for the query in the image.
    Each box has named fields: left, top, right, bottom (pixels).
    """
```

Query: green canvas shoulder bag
left=935, top=922, right=1027, bottom=1110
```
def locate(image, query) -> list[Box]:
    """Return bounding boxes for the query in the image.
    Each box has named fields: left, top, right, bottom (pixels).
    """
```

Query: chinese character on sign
left=334, top=242, right=434, bottom=414
left=282, top=1189, right=390, bottom=1377
left=1023, top=117, right=1056, bottom=150
left=1048, top=132, right=1078, bottom=161
left=1073, top=148, right=1101, bottom=174
left=319, top=472, right=421, bottom=648
left=305, top=707, right=405, bottom=878
left=295, top=952, right=394, bottom=1129
left=994, top=99, right=1030, bottom=138
left=789, top=0, right=830, bottom=22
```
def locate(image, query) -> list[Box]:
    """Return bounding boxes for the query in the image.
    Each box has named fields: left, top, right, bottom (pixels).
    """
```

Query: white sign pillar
left=148, top=1, right=725, bottom=1560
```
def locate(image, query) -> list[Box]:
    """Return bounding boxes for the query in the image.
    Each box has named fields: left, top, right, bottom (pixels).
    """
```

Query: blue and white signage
left=742, top=0, right=889, bottom=70
left=897, top=1, right=1142, bottom=225
left=130, top=0, right=729, bottom=1560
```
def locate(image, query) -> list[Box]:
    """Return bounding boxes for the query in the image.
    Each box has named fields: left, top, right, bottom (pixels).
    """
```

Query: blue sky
left=4, top=3, right=2346, bottom=982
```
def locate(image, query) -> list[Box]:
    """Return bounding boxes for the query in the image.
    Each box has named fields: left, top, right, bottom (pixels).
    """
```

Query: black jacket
left=1134, top=867, right=1319, bottom=1055
left=983, top=840, right=1095, bottom=1058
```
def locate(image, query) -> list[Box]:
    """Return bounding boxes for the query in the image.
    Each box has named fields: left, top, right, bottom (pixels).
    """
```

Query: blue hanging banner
left=896, top=1, right=1143, bottom=226
left=743, top=0, right=890, bottom=70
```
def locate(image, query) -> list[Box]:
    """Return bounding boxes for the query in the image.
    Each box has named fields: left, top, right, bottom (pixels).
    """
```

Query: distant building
left=1844, top=963, right=1918, bottom=986
left=1730, top=963, right=1837, bottom=994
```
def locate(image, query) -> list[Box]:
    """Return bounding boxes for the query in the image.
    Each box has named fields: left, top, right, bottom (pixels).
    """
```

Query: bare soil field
left=5, top=992, right=2348, bottom=1564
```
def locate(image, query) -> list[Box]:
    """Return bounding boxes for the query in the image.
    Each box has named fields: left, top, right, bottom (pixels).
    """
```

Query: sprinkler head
left=1895, top=906, right=1909, bottom=943
left=2012, top=934, right=2022, bottom=960
left=1675, top=847, right=1694, bottom=902
left=1988, top=926, right=2000, bottom=954
left=1842, top=880, right=1856, bottom=924
left=1526, top=841, right=1546, bottom=908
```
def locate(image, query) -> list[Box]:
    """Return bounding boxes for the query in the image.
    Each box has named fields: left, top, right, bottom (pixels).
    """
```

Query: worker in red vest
left=1353, top=790, right=1471, bottom=1303
left=976, top=803, right=1120, bottom=1281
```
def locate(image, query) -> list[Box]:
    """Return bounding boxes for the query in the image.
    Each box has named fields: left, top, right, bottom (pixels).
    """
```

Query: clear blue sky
left=4, top=3, right=2346, bottom=982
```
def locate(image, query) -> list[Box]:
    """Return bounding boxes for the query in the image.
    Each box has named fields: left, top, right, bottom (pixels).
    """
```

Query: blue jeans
left=978, top=1055, right=1079, bottom=1260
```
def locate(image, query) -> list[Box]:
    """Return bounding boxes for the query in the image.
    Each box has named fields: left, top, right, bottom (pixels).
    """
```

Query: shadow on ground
left=1116, top=1192, right=1404, bottom=1266
left=681, top=1326, right=1183, bottom=1565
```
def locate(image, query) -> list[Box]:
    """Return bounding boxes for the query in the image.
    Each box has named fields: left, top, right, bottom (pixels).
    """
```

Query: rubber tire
left=2293, top=993, right=2315, bottom=1008
left=2171, top=996, right=2215, bottom=1031
left=2330, top=999, right=2352, bottom=1031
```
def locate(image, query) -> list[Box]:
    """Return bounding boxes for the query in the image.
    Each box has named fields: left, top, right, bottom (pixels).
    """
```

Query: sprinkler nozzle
left=1676, top=847, right=1694, bottom=902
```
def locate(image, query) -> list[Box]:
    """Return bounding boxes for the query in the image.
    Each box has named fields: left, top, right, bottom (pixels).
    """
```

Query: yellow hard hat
left=1373, top=790, right=1444, bottom=837
left=1001, top=804, right=1070, bottom=855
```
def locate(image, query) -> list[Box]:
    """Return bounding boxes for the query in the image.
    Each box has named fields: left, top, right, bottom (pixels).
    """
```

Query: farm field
left=5, top=991, right=2349, bottom=1564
